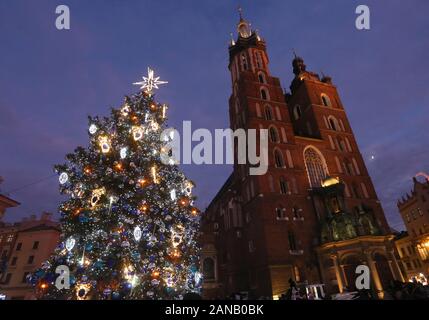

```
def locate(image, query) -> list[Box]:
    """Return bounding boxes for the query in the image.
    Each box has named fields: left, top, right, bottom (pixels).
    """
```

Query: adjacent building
left=201, top=13, right=402, bottom=299
left=395, top=175, right=429, bottom=284
left=0, top=193, right=20, bottom=221
left=0, top=198, right=60, bottom=300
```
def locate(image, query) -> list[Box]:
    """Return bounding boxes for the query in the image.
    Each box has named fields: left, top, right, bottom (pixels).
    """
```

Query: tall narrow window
left=279, top=178, right=289, bottom=194
left=321, top=93, right=332, bottom=107
left=258, top=72, right=266, bottom=84
left=256, top=51, right=263, bottom=69
left=241, top=53, right=248, bottom=71
left=264, top=105, right=273, bottom=120
left=261, top=88, right=268, bottom=100
left=328, top=116, right=339, bottom=131
left=274, top=150, right=284, bottom=168
left=304, top=147, right=328, bottom=188
left=269, top=127, right=279, bottom=143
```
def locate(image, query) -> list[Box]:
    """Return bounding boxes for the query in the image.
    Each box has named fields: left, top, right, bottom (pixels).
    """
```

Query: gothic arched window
left=258, top=72, right=266, bottom=84
left=269, top=127, right=279, bottom=143
left=260, top=88, right=269, bottom=100
left=256, top=51, right=263, bottom=69
left=304, top=147, right=328, bottom=188
left=279, top=177, right=289, bottom=194
left=274, top=149, right=284, bottom=168
left=321, top=93, right=332, bottom=107
left=264, top=105, right=273, bottom=120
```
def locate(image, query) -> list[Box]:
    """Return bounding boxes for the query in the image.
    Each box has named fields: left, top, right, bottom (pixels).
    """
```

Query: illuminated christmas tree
left=31, top=68, right=201, bottom=300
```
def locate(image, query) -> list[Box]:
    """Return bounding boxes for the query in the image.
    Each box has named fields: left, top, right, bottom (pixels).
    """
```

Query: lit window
left=304, top=147, right=328, bottom=188
left=6, top=235, right=13, bottom=243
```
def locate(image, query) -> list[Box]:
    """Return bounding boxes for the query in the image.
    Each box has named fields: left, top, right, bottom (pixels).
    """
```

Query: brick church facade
left=200, top=13, right=403, bottom=299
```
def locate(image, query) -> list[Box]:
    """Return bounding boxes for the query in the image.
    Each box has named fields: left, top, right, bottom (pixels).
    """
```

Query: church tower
left=204, top=10, right=322, bottom=298
left=201, top=11, right=403, bottom=300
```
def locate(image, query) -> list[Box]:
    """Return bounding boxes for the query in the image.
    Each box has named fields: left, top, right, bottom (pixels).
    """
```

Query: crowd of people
left=384, top=280, right=429, bottom=300
left=209, top=278, right=429, bottom=300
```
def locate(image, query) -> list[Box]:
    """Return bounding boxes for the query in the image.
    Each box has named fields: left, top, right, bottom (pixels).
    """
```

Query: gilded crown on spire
left=237, top=6, right=251, bottom=38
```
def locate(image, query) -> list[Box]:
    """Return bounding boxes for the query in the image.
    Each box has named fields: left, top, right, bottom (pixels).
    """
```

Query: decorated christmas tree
left=31, top=68, right=201, bottom=300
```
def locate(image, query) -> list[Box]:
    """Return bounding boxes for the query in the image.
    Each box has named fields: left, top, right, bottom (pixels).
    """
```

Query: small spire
left=230, top=33, right=235, bottom=46
left=236, top=6, right=251, bottom=38
left=238, top=5, right=243, bottom=21
left=255, top=29, right=261, bottom=41
left=292, top=48, right=298, bottom=59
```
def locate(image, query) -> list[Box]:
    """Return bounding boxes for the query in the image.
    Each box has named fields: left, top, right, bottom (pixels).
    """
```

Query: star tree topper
left=133, top=67, right=168, bottom=94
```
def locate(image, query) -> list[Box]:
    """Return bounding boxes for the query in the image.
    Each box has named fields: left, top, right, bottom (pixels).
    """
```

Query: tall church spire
left=237, top=6, right=251, bottom=38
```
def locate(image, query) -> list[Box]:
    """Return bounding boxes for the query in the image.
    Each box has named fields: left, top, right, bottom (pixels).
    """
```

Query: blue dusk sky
left=0, top=0, right=428, bottom=231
